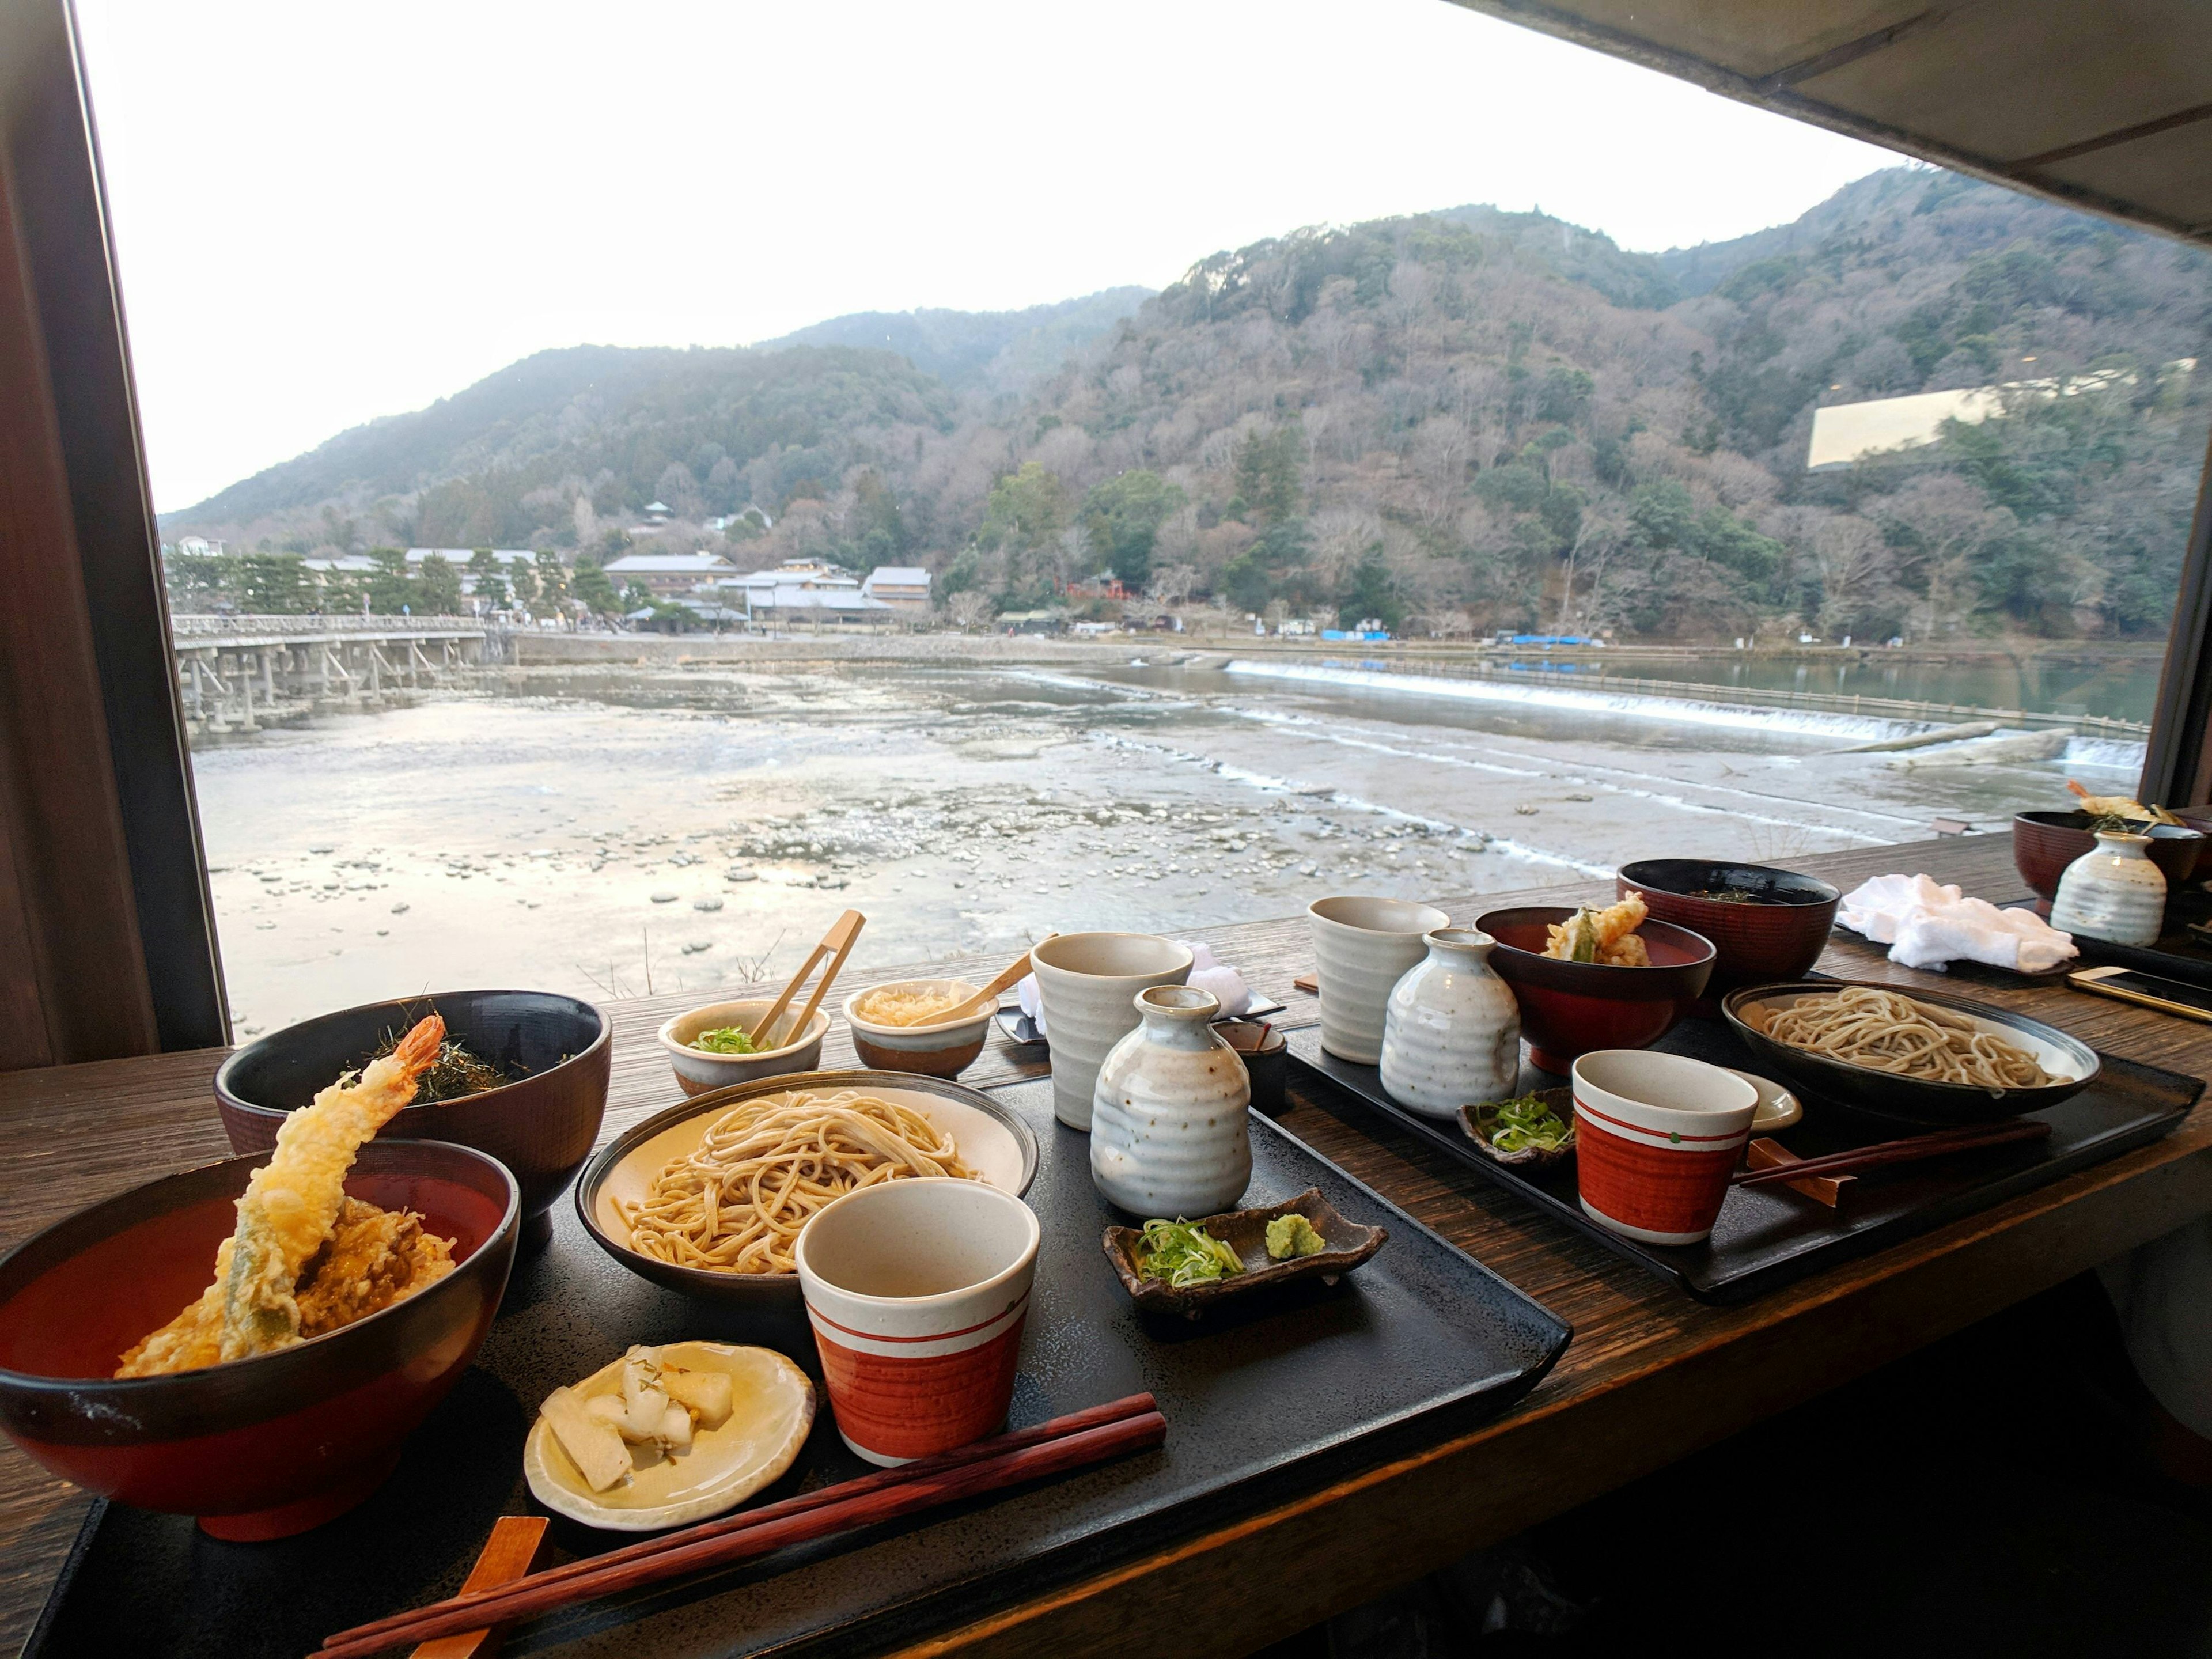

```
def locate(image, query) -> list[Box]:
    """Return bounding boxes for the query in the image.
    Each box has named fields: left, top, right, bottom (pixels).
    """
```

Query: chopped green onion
left=1135, top=1218, right=1244, bottom=1287
left=689, top=1025, right=757, bottom=1055
left=1479, top=1094, right=1572, bottom=1153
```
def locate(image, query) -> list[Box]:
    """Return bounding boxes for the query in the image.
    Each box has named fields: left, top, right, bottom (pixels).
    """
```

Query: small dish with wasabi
left=1101, top=1188, right=1385, bottom=1319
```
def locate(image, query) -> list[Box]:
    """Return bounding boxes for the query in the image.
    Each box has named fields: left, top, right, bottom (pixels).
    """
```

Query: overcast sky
left=74, top=0, right=1895, bottom=513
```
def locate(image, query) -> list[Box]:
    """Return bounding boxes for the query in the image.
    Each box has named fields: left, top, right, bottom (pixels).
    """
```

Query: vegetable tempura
left=1543, top=891, right=1652, bottom=967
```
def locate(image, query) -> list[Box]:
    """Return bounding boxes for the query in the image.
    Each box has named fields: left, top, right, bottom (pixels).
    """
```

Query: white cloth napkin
left=1013, top=938, right=1254, bottom=1035
left=1838, top=873, right=2077, bottom=974
left=1180, top=940, right=1255, bottom=1017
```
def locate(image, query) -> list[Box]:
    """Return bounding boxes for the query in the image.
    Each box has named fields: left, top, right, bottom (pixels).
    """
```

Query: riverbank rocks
left=651, top=891, right=678, bottom=903
left=694, top=895, right=724, bottom=911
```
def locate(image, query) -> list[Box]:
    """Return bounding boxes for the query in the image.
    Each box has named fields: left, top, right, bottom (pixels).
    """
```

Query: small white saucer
left=524, top=1342, right=815, bottom=1531
left=1724, top=1067, right=1802, bottom=1133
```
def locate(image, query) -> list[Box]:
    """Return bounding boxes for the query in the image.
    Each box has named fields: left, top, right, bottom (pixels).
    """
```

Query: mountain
left=167, top=289, right=1152, bottom=533
left=754, top=287, right=1154, bottom=394
left=169, top=167, right=2212, bottom=645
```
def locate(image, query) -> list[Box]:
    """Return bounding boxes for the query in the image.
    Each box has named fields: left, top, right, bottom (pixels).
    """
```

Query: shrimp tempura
left=117, top=1014, right=445, bottom=1377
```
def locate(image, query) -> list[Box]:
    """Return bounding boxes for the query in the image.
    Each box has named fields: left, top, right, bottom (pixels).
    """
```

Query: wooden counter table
left=3, top=834, right=2209, bottom=1657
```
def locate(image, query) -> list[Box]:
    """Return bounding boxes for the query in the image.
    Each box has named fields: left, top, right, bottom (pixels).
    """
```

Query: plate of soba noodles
left=1722, top=981, right=2100, bottom=1124
left=576, top=1070, right=1039, bottom=1305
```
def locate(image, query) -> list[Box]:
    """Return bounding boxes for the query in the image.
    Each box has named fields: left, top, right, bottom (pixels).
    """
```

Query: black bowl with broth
left=1721, top=980, right=2099, bottom=1126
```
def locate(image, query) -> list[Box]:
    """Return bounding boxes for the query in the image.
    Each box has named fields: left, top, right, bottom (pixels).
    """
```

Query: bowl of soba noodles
left=575, top=1070, right=1038, bottom=1306
left=1721, top=980, right=2099, bottom=1124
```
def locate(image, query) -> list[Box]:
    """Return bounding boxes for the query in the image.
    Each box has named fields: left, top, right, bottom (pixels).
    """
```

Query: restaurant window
left=75, top=1, right=2212, bottom=1033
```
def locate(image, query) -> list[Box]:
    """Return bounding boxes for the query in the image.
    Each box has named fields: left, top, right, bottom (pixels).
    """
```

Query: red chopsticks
left=1732, top=1119, right=2051, bottom=1190
left=317, top=1393, right=1164, bottom=1659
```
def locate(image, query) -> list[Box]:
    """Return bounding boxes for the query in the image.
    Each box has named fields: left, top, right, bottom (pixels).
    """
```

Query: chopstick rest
left=407, top=1517, right=547, bottom=1659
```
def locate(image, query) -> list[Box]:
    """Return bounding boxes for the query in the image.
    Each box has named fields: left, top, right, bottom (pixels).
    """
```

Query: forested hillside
left=172, top=167, right=2212, bottom=642
left=755, top=288, right=1154, bottom=395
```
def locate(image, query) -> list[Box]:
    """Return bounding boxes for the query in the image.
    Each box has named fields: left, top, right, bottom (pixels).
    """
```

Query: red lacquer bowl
left=0, top=1139, right=518, bottom=1541
left=1615, top=860, right=1841, bottom=1006
left=1475, top=907, right=1717, bottom=1075
left=215, top=989, right=608, bottom=1255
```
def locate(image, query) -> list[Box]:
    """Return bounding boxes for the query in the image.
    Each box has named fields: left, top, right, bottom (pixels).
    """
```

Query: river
left=187, top=649, right=2134, bottom=1034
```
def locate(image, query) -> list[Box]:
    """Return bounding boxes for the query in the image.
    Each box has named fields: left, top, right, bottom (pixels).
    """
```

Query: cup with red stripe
left=1571, top=1050, right=1759, bottom=1246
left=794, top=1178, right=1041, bottom=1466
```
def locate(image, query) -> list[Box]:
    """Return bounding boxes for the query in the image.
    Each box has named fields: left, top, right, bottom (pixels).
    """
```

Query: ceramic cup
left=1030, top=933, right=1194, bottom=1130
left=1308, top=896, right=1451, bottom=1065
left=794, top=1178, right=1040, bottom=1467
left=1571, top=1050, right=1758, bottom=1246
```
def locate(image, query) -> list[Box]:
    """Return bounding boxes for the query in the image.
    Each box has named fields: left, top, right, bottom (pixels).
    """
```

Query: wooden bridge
left=168, top=615, right=498, bottom=734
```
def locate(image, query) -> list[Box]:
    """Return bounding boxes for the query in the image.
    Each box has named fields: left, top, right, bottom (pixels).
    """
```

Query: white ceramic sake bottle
left=1378, top=927, right=1522, bottom=1119
left=1090, top=985, right=1252, bottom=1216
left=2050, top=830, right=2166, bottom=946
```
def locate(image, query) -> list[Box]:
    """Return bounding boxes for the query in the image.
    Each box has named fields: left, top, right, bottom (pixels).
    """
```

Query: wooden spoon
left=935, top=937, right=1056, bottom=1026
left=747, top=910, right=866, bottom=1047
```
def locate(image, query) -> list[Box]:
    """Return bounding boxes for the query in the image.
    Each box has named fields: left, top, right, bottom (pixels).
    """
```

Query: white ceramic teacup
left=1571, top=1050, right=1758, bottom=1246
left=1031, top=933, right=1194, bottom=1129
left=794, top=1178, right=1040, bottom=1466
left=1308, top=896, right=1451, bottom=1065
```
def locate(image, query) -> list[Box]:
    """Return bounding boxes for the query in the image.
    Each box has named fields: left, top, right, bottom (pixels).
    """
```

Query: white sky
left=74, top=0, right=1894, bottom=512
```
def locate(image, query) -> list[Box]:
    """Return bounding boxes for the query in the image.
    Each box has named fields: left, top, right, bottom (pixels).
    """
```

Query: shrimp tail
left=387, top=1014, right=447, bottom=1087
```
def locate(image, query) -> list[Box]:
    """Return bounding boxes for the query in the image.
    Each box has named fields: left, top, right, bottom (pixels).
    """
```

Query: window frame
left=7, top=0, right=2212, bottom=1055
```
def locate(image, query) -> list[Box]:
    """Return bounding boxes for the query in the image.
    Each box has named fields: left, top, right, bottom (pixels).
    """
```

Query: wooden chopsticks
left=318, top=1393, right=1165, bottom=1659
left=1732, top=1119, right=2052, bottom=1190
left=746, top=907, right=865, bottom=1045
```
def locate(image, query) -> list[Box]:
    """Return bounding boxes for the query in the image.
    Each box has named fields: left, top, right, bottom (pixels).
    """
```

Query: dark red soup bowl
left=1615, top=859, right=1842, bottom=1004
left=1476, top=906, right=1716, bottom=1075
left=0, top=1139, right=518, bottom=1541
left=216, top=989, right=608, bottom=1254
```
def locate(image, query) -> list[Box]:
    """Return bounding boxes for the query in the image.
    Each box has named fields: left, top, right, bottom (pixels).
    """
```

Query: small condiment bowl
left=658, top=998, right=830, bottom=1097
left=841, top=979, right=991, bottom=1079
left=1217, top=1019, right=1288, bottom=1114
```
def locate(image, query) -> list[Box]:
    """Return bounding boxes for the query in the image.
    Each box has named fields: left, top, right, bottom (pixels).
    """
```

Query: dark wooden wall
left=0, top=0, right=225, bottom=1065
left=0, top=147, right=157, bottom=1066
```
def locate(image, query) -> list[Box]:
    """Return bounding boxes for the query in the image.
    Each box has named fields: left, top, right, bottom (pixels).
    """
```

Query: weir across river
left=169, top=615, right=497, bottom=735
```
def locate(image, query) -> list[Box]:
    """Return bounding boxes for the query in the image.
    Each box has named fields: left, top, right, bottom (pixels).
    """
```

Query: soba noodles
left=618, top=1089, right=980, bottom=1275
left=1761, top=986, right=2055, bottom=1090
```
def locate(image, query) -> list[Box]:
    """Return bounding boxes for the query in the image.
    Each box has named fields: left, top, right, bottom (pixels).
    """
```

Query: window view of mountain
left=166, top=166, right=2211, bottom=643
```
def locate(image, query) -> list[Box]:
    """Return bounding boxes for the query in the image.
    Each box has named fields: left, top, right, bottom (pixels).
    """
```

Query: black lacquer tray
left=26, top=1078, right=1569, bottom=1659
left=2005, top=891, right=2212, bottom=991
left=1288, top=1019, right=2199, bottom=1306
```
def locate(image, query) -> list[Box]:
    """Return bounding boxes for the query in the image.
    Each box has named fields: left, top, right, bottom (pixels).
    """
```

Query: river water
left=188, top=653, right=2134, bottom=1033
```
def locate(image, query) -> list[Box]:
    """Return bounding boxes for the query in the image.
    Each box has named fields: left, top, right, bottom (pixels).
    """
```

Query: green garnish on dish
left=1265, top=1213, right=1327, bottom=1260
left=1135, top=1218, right=1243, bottom=1287
left=1478, top=1094, right=1573, bottom=1153
left=688, top=1025, right=758, bottom=1055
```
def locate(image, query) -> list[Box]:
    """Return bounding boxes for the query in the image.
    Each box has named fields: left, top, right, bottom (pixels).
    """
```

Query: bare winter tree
left=945, top=591, right=995, bottom=631
left=1812, top=516, right=1894, bottom=637
left=1874, top=476, right=2010, bottom=641
left=1147, top=563, right=1199, bottom=607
